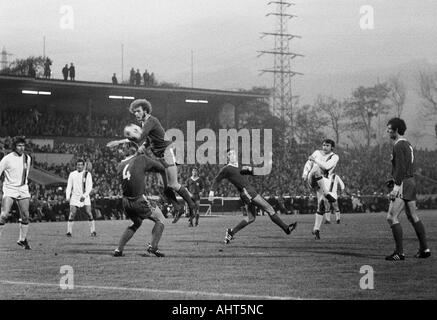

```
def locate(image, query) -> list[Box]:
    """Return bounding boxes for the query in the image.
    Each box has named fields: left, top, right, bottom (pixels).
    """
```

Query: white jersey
left=66, top=170, right=93, bottom=207
left=0, top=152, right=32, bottom=199
left=303, top=150, right=339, bottom=179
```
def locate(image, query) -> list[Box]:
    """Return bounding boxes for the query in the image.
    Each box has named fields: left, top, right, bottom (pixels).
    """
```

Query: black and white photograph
left=0, top=0, right=436, bottom=309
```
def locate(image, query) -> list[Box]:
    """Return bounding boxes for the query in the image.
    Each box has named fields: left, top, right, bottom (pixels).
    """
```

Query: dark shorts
left=192, top=193, right=201, bottom=202
left=400, top=177, right=416, bottom=201
left=239, top=187, right=258, bottom=204
left=155, top=145, right=176, bottom=168
left=122, top=195, right=153, bottom=221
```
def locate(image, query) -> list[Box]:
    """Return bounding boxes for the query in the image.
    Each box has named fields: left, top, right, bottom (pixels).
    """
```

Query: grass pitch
left=1, top=211, right=436, bottom=300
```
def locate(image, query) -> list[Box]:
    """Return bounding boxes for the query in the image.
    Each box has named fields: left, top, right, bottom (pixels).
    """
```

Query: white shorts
left=70, top=195, right=91, bottom=207
left=2, top=185, right=30, bottom=200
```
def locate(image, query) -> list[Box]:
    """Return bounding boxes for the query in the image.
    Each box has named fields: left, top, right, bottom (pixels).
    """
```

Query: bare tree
left=418, top=71, right=437, bottom=116
left=294, top=104, right=328, bottom=146
left=315, top=95, right=346, bottom=145
left=345, top=83, right=391, bottom=148
left=387, top=75, right=406, bottom=117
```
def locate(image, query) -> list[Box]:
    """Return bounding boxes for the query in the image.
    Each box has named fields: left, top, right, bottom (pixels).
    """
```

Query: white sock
left=89, top=220, right=95, bottom=233
left=335, top=211, right=341, bottom=221
left=67, top=221, right=74, bottom=234
left=314, top=213, right=323, bottom=231
left=325, top=212, right=331, bottom=222
left=19, top=223, right=29, bottom=241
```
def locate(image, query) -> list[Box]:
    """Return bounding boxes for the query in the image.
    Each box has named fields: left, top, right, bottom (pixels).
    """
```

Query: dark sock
left=413, top=220, right=428, bottom=251
left=151, top=222, right=164, bottom=249
left=231, top=220, right=249, bottom=235
left=269, top=213, right=289, bottom=233
left=391, top=223, right=403, bottom=254
left=176, top=186, right=195, bottom=211
left=118, top=228, right=135, bottom=252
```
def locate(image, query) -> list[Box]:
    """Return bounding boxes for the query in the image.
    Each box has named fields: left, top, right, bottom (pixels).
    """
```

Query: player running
left=323, top=173, right=345, bottom=224
left=302, top=139, right=339, bottom=240
left=186, top=168, right=203, bottom=227
left=0, top=136, right=32, bottom=249
left=107, top=99, right=195, bottom=224
left=385, top=118, right=431, bottom=261
left=208, top=149, right=297, bottom=244
left=113, top=140, right=167, bottom=257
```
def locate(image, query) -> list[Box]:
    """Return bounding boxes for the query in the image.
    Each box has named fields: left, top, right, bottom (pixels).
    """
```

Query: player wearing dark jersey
left=186, top=168, right=203, bottom=227
left=113, top=141, right=167, bottom=257
left=108, top=99, right=196, bottom=224
left=208, top=149, right=297, bottom=244
left=385, top=118, right=430, bottom=261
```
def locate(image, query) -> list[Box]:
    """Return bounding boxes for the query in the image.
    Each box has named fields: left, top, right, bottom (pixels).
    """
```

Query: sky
left=1, top=0, right=437, bottom=146
left=2, top=0, right=436, bottom=87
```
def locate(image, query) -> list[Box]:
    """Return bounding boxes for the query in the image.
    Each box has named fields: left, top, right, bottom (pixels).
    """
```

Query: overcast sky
left=1, top=0, right=437, bottom=89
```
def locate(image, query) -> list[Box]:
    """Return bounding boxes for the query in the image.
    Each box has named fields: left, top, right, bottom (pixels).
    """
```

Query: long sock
left=89, top=220, right=95, bottom=233
left=117, top=228, right=136, bottom=252
left=67, top=220, right=74, bottom=233
left=0, top=224, right=4, bottom=237
left=314, top=213, right=323, bottom=231
left=335, top=210, right=341, bottom=221
left=150, top=222, right=164, bottom=249
left=391, top=223, right=403, bottom=254
left=325, top=211, right=331, bottom=222
left=176, top=186, right=195, bottom=212
left=269, top=213, right=289, bottom=233
left=412, top=220, right=428, bottom=251
left=195, top=213, right=199, bottom=225
left=19, top=222, right=29, bottom=241
left=231, top=220, right=249, bottom=235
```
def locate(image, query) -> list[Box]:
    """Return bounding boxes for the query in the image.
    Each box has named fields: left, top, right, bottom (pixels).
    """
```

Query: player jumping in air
left=323, top=173, right=345, bottom=224
left=113, top=140, right=167, bottom=257
left=186, top=168, right=203, bottom=227
left=65, top=158, right=96, bottom=237
left=107, top=99, right=196, bottom=224
left=385, top=118, right=431, bottom=261
left=208, top=148, right=297, bottom=244
left=302, top=139, right=339, bottom=240
left=0, top=136, right=32, bottom=249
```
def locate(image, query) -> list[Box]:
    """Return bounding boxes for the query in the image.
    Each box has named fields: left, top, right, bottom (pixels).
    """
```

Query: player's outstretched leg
left=225, top=204, right=257, bottom=244
left=404, top=201, right=431, bottom=259
left=0, top=197, right=14, bottom=239
left=252, top=195, right=297, bottom=235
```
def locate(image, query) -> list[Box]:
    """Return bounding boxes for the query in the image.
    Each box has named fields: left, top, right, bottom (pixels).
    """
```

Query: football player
left=186, top=168, right=203, bottom=227
left=113, top=141, right=167, bottom=257
left=385, top=118, right=431, bottom=261
left=302, top=139, right=339, bottom=239
left=107, top=99, right=196, bottom=224
left=208, top=149, right=297, bottom=244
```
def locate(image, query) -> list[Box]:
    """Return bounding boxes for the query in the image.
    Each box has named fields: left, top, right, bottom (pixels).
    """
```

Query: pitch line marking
left=0, top=280, right=304, bottom=300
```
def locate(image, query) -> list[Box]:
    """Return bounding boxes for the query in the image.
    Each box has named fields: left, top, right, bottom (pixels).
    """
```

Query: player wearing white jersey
left=65, top=159, right=96, bottom=237
left=0, top=136, right=32, bottom=249
left=323, top=173, right=345, bottom=224
left=302, top=139, right=339, bottom=240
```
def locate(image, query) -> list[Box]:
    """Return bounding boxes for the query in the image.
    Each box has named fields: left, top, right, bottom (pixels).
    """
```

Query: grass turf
left=0, top=211, right=436, bottom=299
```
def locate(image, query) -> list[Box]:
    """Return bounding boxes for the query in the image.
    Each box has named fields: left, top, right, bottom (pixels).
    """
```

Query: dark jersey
left=117, top=154, right=165, bottom=198
left=187, top=177, right=203, bottom=195
left=391, top=138, right=414, bottom=185
left=139, top=115, right=172, bottom=157
left=210, top=164, right=254, bottom=193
